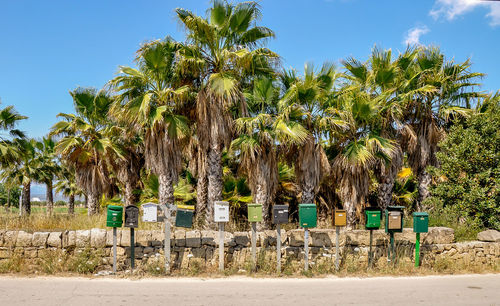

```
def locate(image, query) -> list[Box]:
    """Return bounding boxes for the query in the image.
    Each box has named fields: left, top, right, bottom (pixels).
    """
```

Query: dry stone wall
left=0, top=227, right=499, bottom=271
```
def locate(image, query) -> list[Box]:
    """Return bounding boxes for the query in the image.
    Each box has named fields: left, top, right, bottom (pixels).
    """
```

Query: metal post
left=304, top=228, right=309, bottom=271
left=112, top=227, right=117, bottom=274
left=130, top=227, right=135, bottom=270
left=415, top=232, right=421, bottom=267
left=277, top=224, right=281, bottom=274
left=335, top=226, right=340, bottom=271
left=219, top=222, right=224, bottom=272
left=368, top=229, right=373, bottom=268
left=390, top=232, right=395, bottom=264
left=165, top=217, right=171, bottom=273
left=251, top=222, right=257, bottom=271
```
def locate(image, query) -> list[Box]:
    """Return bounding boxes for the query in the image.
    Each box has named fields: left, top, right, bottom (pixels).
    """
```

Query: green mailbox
left=247, top=203, right=263, bottom=222
left=106, top=205, right=123, bottom=227
left=365, top=208, right=381, bottom=230
left=299, top=203, right=317, bottom=228
left=413, top=212, right=429, bottom=233
left=175, top=205, right=195, bottom=228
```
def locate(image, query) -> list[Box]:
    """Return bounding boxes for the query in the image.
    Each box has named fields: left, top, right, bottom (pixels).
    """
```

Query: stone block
left=186, top=231, right=201, bottom=248
left=120, top=229, right=131, bottom=247
left=234, top=231, right=250, bottom=247
left=477, top=230, right=500, bottom=242
left=174, top=230, right=186, bottom=247
left=106, top=229, right=121, bottom=247
left=47, top=232, right=62, bottom=248
left=63, top=231, right=76, bottom=248
left=16, top=231, right=33, bottom=247
left=3, top=231, right=18, bottom=247
left=75, top=230, right=91, bottom=248
left=32, top=232, right=49, bottom=247
left=136, top=230, right=152, bottom=247
left=24, top=248, right=38, bottom=258
left=422, top=227, right=455, bottom=244
left=90, top=228, right=106, bottom=248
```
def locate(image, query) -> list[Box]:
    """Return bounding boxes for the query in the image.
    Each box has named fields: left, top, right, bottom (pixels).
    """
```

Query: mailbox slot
left=247, top=203, right=263, bottom=222
left=124, top=205, right=139, bottom=228
left=299, top=203, right=317, bottom=228
left=106, top=205, right=123, bottom=227
left=333, top=209, right=347, bottom=227
left=272, top=205, right=289, bottom=224
left=214, top=201, right=230, bottom=223
left=175, top=205, right=194, bottom=228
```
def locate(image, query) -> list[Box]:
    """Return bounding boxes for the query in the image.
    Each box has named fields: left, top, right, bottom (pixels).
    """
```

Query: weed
left=66, top=248, right=103, bottom=274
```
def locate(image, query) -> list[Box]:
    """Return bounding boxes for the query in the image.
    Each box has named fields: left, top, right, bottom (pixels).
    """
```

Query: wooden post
left=304, top=228, right=309, bottom=271
left=112, top=227, right=117, bottom=274
left=277, top=224, right=281, bottom=274
left=219, top=222, right=224, bottom=272
left=251, top=222, right=257, bottom=271
left=335, top=226, right=340, bottom=271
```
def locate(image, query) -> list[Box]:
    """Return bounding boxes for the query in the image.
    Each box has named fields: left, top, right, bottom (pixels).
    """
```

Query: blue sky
left=1, top=0, right=499, bottom=138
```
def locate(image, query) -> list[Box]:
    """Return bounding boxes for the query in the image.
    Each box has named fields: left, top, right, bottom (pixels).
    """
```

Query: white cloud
left=430, top=0, right=500, bottom=27
left=404, top=26, right=430, bottom=45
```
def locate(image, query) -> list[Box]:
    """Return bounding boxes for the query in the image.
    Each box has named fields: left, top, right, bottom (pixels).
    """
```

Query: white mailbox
left=142, top=203, right=158, bottom=222
left=214, top=201, right=229, bottom=222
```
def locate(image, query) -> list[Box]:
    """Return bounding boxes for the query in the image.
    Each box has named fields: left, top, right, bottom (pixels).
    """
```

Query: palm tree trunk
left=344, top=199, right=357, bottom=230
left=300, top=186, right=315, bottom=204
left=87, top=192, right=100, bottom=216
left=254, top=184, right=270, bottom=231
left=46, top=181, right=54, bottom=216
left=21, top=181, right=31, bottom=216
left=196, top=173, right=209, bottom=228
left=68, top=194, right=75, bottom=215
left=158, top=173, right=175, bottom=205
left=206, top=145, right=223, bottom=228
left=417, top=171, right=431, bottom=211
left=376, top=146, right=402, bottom=210
left=123, top=182, right=136, bottom=207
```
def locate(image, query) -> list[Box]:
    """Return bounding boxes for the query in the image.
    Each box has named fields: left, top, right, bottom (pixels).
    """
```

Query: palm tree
left=176, top=0, right=277, bottom=226
left=55, top=164, right=82, bottom=215
left=51, top=88, right=120, bottom=215
left=329, top=87, right=396, bottom=228
left=231, top=78, right=307, bottom=228
left=108, top=38, right=189, bottom=207
left=279, top=63, right=337, bottom=204
left=400, top=47, right=484, bottom=210
left=34, top=137, right=60, bottom=215
left=1, top=138, right=38, bottom=215
left=0, top=102, right=27, bottom=166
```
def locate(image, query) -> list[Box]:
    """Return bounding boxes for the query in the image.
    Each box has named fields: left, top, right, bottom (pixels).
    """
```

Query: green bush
left=427, top=98, right=500, bottom=230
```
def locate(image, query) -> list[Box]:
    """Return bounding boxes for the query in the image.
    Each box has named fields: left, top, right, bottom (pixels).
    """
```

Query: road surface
left=0, top=274, right=499, bottom=305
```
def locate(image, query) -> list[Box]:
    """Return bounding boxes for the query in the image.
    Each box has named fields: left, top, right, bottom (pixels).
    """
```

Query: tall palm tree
left=1, top=138, right=38, bottom=215
left=0, top=102, right=27, bottom=166
left=51, top=88, right=119, bottom=215
left=279, top=63, right=337, bottom=204
left=400, top=47, right=484, bottom=210
left=330, top=87, right=396, bottom=228
left=34, top=137, right=60, bottom=215
left=109, top=38, right=189, bottom=207
left=176, top=0, right=277, bottom=226
left=231, top=77, right=307, bottom=228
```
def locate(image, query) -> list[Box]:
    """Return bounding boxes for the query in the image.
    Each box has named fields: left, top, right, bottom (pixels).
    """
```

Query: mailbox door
left=214, top=201, right=229, bottom=222
left=388, top=211, right=402, bottom=230
left=124, top=206, right=139, bottom=228
left=106, top=205, right=123, bottom=227
left=175, top=209, right=194, bottom=228
left=413, top=212, right=429, bottom=233
left=299, top=204, right=317, bottom=228
left=247, top=204, right=263, bottom=222
left=334, top=210, right=347, bottom=227
left=365, top=210, right=381, bottom=229
left=273, top=205, right=289, bottom=224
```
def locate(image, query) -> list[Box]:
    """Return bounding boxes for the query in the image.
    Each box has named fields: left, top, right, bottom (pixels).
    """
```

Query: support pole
left=277, top=224, right=281, bottom=274
left=368, top=229, right=373, bottom=268
left=219, top=222, right=224, bottom=272
left=415, top=232, right=421, bottom=267
left=304, top=228, right=309, bottom=271
left=335, top=226, right=340, bottom=271
left=130, top=227, right=135, bottom=270
left=165, top=217, right=171, bottom=273
left=251, top=222, right=257, bottom=272
left=390, top=232, right=395, bottom=264
left=112, top=227, right=117, bottom=274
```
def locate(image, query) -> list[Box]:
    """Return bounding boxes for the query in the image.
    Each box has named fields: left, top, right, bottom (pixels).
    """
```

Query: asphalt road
left=0, top=274, right=499, bottom=305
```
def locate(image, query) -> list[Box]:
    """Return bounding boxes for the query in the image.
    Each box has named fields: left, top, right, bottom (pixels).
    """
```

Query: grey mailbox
left=273, top=205, right=289, bottom=224
left=124, top=205, right=139, bottom=228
